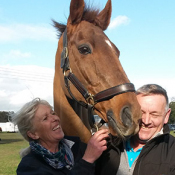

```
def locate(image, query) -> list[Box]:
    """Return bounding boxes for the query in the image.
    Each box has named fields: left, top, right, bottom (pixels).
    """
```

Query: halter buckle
left=86, top=94, right=95, bottom=105
left=91, top=124, right=99, bottom=135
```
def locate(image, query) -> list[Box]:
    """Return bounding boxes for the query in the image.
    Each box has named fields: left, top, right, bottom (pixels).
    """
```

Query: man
left=96, top=84, right=175, bottom=175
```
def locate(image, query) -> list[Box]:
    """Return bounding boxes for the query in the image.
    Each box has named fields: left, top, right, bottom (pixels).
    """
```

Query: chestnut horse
left=53, top=0, right=141, bottom=143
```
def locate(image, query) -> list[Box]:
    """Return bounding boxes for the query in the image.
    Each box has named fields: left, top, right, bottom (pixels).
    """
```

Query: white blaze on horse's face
left=105, top=39, right=112, bottom=48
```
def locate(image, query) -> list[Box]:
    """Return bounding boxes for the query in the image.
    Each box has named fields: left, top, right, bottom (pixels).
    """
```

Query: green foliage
left=0, top=111, right=14, bottom=122
left=170, top=131, right=175, bottom=137
left=169, top=101, right=175, bottom=124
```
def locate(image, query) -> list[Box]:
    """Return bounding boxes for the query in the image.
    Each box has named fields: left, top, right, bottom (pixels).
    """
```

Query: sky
left=0, top=0, right=175, bottom=112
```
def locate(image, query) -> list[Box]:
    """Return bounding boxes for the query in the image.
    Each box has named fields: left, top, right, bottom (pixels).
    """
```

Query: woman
left=13, top=98, right=108, bottom=175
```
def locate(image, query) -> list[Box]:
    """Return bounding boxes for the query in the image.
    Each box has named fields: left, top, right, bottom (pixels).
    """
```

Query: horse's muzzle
left=107, top=108, right=134, bottom=138
left=120, top=106, right=132, bottom=127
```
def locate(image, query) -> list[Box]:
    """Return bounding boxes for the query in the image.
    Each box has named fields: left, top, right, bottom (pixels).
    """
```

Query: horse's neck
left=66, top=96, right=91, bottom=130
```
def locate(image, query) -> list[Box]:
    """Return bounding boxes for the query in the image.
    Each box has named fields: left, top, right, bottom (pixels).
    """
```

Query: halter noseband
left=60, top=28, right=136, bottom=133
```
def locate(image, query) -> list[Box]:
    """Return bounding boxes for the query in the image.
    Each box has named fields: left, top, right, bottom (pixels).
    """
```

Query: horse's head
left=54, top=0, right=141, bottom=140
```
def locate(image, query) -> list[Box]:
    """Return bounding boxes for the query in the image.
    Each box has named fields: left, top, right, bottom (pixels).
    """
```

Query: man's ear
left=27, top=131, right=39, bottom=140
left=164, top=108, right=171, bottom=124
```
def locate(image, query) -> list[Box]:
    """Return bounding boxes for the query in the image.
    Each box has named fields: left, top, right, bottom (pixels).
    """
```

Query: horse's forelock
left=52, top=20, right=66, bottom=39
left=53, top=3, right=102, bottom=37
left=82, top=4, right=100, bottom=24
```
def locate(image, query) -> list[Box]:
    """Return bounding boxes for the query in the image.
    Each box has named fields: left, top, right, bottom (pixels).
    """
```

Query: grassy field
left=0, top=131, right=175, bottom=175
left=171, top=130, right=175, bottom=137
left=0, top=132, right=28, bottom=175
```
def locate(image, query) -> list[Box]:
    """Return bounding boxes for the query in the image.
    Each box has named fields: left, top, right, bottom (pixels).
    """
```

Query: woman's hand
left=82, top=129, right=109, bottom=163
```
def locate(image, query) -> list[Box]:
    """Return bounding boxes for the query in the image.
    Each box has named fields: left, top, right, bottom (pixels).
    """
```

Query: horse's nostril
left=121, top=107, right=132, bottom=127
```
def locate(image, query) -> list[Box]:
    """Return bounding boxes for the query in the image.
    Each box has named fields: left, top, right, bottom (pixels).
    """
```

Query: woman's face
left=28, top=104, right=64, bottom=146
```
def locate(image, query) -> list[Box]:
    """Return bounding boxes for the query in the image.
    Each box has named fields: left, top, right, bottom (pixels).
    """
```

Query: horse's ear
left=68, top=0, right=85, bottom=24
left=95, top=0, right=112, bottom=30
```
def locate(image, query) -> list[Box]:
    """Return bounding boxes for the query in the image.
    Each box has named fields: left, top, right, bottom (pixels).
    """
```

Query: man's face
left=136, top=94, right=170, bottom=141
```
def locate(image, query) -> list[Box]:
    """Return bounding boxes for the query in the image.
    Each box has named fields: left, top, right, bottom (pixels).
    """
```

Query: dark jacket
left=95, top=124, right=175, bottom=175
left=17, top=136, right=95, bottom=175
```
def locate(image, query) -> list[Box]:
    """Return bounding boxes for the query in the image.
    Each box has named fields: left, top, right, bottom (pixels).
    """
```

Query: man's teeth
left=53, top=125, right=60, bottom=131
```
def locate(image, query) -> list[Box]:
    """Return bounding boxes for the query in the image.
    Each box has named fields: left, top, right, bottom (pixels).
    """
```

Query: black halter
left=60, top=28, right=136, bottom=133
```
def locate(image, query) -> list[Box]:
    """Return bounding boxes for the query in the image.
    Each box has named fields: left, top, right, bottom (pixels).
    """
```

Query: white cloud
left=3, top=50, right=32, bottom=59
left=0, top=65, right=54, bottom=112
left=0, top=23, right=57, bottom=43
left=0, top=50, right=33, bottom=65
left=108, top=15, right=130, bottom=29
left=0, top=65, right=174, bottom=112
left=0, top=90, right=6, bottom=97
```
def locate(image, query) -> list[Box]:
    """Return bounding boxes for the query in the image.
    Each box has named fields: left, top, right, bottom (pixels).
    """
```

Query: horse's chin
left=107, top=115, right=139, bottom=139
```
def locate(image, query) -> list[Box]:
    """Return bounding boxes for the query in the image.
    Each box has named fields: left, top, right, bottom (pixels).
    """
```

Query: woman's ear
left=27, top=131, right=39, bottom=140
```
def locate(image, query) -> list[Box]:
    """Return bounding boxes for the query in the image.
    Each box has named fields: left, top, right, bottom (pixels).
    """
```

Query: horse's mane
left=53, top=3, right=100, bottom=39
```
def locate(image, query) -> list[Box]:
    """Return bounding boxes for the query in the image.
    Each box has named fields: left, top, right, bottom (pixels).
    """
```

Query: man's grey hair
left=136, top=84, right=169, bottom=111
left=12, top=98, right=52, bottom=141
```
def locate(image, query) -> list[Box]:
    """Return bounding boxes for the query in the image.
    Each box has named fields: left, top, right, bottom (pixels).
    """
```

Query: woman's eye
left=43, top=116, right=47, bottom=121
left=78, top=45, right=91, bottom=55
left=51, top=111, right=56, bottom=115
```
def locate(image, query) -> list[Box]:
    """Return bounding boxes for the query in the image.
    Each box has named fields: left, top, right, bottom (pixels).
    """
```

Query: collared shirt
left=125, top=128, right=163, bottom=168
left=125, top=140, right=142, bottom=168
left=116, top=128, right=164, bottom=175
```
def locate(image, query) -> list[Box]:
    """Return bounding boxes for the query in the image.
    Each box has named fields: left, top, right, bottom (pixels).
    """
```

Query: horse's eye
left=78, top=44, right=91, bottom=55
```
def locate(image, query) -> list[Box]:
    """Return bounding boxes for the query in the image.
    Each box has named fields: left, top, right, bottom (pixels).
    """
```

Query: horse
left=53, top=0, right=141, bottom=143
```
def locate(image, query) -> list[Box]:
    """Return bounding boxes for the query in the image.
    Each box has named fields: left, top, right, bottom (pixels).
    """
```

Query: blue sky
left=0, top=0, right=175, bottom=111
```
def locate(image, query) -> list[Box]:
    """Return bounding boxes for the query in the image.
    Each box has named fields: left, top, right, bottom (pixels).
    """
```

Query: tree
left=0, top=111, right=14, bottom=122
left=169, top=100, right=175, bottom=124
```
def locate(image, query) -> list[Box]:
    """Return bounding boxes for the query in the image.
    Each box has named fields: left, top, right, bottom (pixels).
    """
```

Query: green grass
left=0, top=132, right=28, bottom=175
left=170, top=130, right=175, bottom=137
left=0, top=131, right=175, bottom=175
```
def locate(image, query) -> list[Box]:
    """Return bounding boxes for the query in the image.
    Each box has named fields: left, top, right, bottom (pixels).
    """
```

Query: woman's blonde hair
left=12, top=98, right=52, bottom=141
